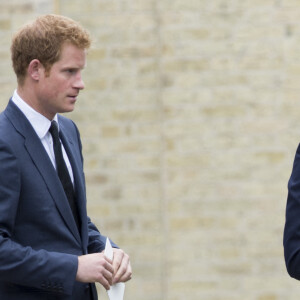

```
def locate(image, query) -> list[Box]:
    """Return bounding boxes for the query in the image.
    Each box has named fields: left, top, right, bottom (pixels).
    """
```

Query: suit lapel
left=4, top=101, right=82, bottom=245
left=59, top=123, right=88, bottom=251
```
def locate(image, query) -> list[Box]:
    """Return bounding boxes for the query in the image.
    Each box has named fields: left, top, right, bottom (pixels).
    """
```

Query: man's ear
left=28, top=59, right=43, bottom=81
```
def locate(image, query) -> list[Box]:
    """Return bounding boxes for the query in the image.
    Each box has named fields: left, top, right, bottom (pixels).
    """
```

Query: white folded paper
left=104, top=238, right=125, bottom=300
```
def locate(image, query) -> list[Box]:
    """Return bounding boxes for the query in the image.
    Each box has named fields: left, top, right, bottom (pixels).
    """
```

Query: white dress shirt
left=12, top=90, right=74, bottom=184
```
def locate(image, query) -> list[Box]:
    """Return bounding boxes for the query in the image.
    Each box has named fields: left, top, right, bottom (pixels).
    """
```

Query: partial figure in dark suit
left=0, top=14, right=132, bottom=299
left=284, top=144, right=300, bottom=280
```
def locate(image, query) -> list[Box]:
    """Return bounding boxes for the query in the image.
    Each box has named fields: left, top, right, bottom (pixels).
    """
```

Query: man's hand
left=76, top=253, right=114, bottom=290
left=112, top=248, right=132, bottom=284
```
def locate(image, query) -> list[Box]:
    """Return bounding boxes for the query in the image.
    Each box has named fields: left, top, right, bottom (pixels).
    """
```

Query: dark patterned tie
left=49, top=120, right=80, bottom=230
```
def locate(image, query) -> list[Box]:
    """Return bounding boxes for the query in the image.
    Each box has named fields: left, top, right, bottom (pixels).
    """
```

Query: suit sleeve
left=0, top=139, right=78, bottom=296
left=87, top=217, right=118, bottom=253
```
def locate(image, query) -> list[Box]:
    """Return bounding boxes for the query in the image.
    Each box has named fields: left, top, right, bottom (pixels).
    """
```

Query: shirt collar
left=12, top=90, right=58, bottom=139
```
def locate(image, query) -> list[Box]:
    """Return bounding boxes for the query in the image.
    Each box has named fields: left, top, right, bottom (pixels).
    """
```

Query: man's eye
left=67, top=69, right=76, bottom=74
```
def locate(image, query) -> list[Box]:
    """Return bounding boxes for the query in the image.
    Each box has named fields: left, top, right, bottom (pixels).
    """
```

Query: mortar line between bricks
left=153, top=1, right=169, bottom=300
left=53, top=0, right=60, bottom=14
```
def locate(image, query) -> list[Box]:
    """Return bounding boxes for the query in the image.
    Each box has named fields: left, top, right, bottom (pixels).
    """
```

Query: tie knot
left=49, top=120, right=59, bottom=139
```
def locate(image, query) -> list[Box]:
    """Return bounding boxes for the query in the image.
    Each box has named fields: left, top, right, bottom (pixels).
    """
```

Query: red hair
left=11, top=14, right=91, bottom=85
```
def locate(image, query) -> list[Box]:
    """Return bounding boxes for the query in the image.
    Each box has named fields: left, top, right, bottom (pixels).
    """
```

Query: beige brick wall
left=1, top=0, right=300, bottom=299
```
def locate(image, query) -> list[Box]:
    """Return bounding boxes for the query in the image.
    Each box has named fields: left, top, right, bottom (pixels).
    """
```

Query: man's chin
left=58, top=106, right=75, bottom=114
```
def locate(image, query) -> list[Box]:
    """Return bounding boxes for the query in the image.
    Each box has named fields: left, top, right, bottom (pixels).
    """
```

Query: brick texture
left=1, top=0, right=300, bottom=299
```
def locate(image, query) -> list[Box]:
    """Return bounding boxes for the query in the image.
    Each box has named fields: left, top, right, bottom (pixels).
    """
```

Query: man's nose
left=74, top=72, right=85, bottom=90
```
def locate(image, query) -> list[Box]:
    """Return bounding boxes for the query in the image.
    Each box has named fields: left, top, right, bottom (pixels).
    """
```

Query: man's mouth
left=68, top=95, right=78, bottom=100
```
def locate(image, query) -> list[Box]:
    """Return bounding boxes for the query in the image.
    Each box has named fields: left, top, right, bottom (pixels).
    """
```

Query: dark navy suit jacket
left=284, top=143, right=300, bottom=280
left=0, top=100, right=113, bottom=299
